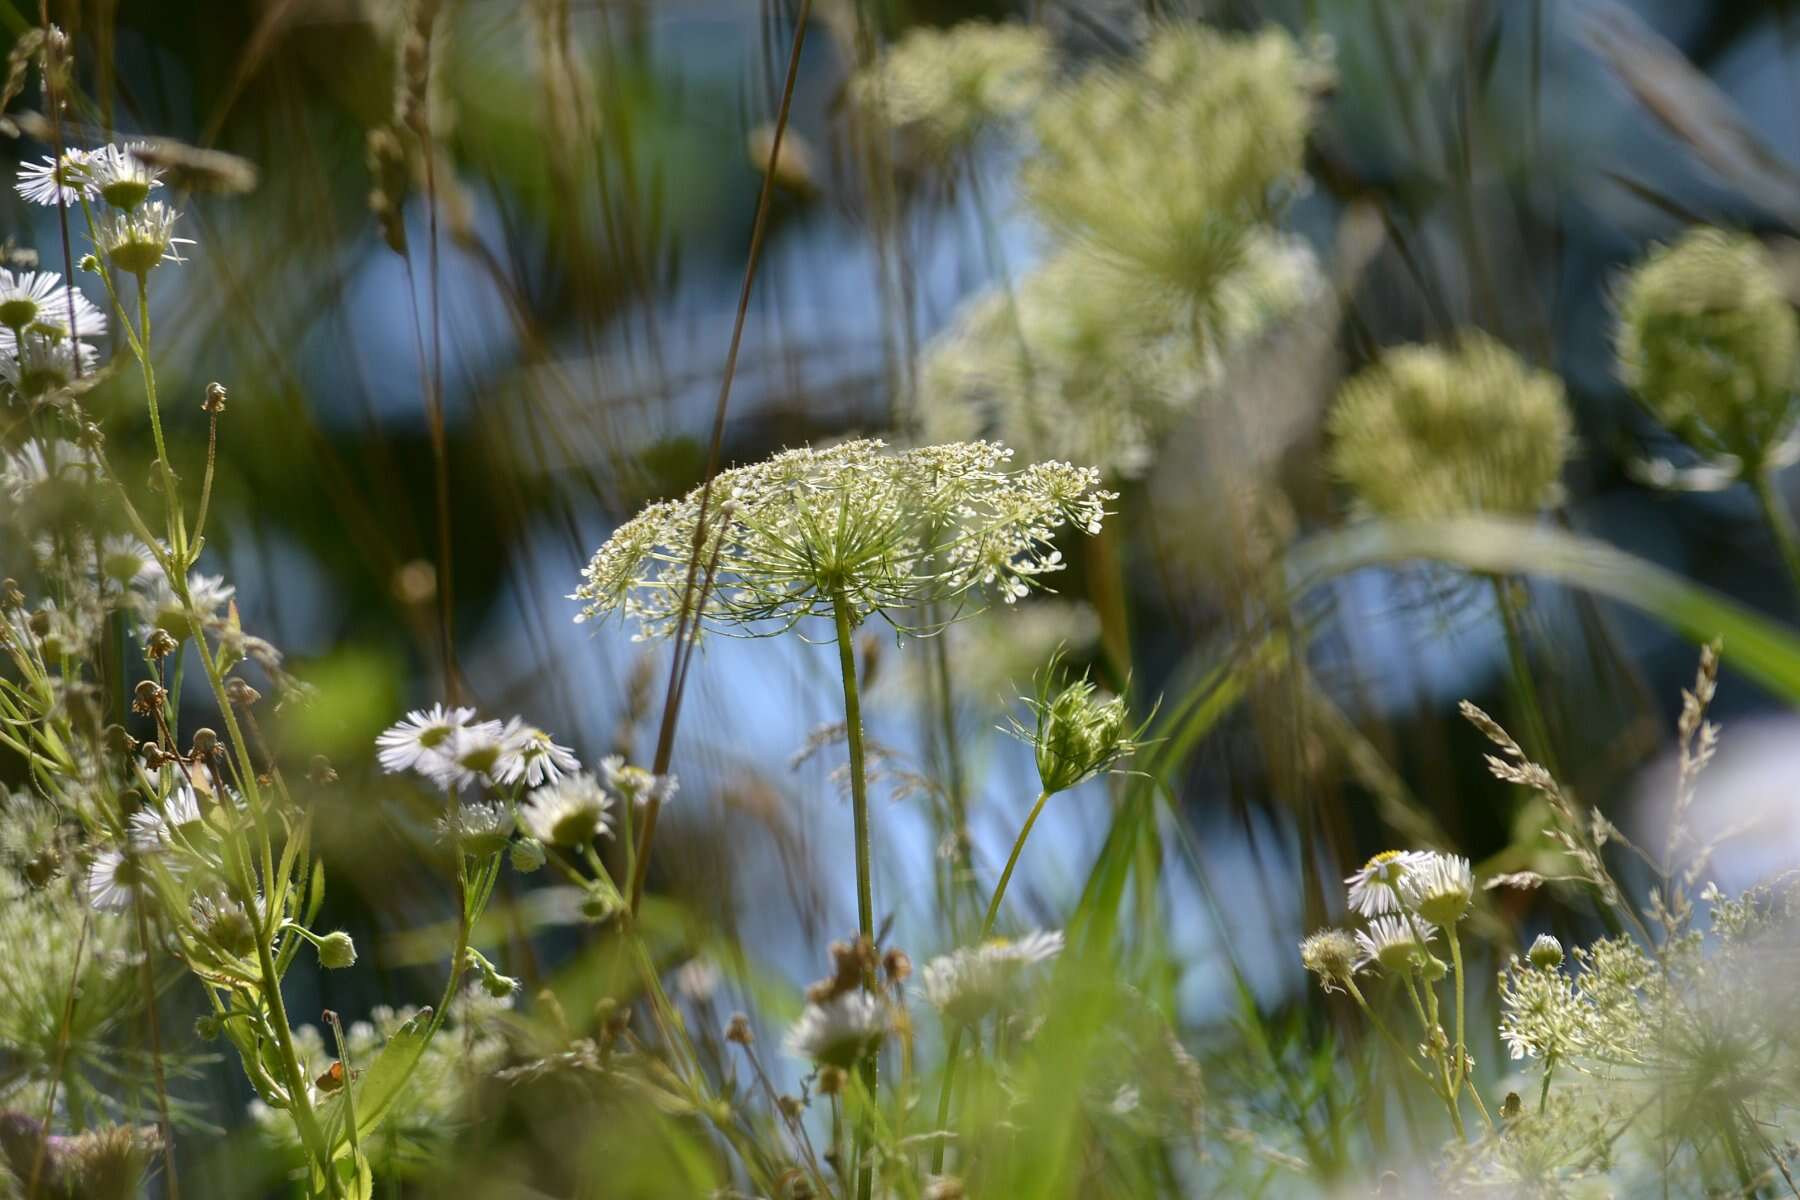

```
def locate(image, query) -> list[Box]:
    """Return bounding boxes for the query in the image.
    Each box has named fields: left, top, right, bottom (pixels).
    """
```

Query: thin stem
left=1753, top=467, right=1800, bottom=605
left=830, top=588, right=877, bottom=1200
left=1448, top=925, right=1468, bottom=1091
left=1488, top=573, right=1560, bottom=779
left=135, top=271, right=186, bottom=563
left=1539, top=1055, right=1556, bottom=1113
left=982, top=790, right=1050, bottom=939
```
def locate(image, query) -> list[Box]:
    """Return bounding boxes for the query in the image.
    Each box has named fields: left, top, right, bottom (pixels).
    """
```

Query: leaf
left=322, top=1007, right=434, bottom=1157
left=1286, top=516, right=1800, bottom=704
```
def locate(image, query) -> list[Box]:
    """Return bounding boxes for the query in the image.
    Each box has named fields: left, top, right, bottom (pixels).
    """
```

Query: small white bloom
left=425, top=719, right=509, bottom=789
left=436, top=799, right=513, bottom=857
left=0, top=268, right=107, bottom=338
left=1401, top=853, right=1474, bottom=925
left=128, top=784, right=205, bottom=849
left=15, top=149, right=91, bottom=206
left=82, top=143, right=163, bottom=211
left=1354, top=915, right=1438, bottom=973
left=784, top=990, right=889, bottom=1068
left=135, top=569, right=236, bottom=641
left=0, top=328, right=100, bottom=397
left=919, top=929, right=1064, bottom=1026
left=494, top=718, right=580, bottom=788
left=376, top=703, right=477, bottom=774
left=97, top=199, right=193, bottom=273
left=518, top=773, right=614, bottom=846
left=85, top=847, right=151, bottom=913
left=99, top=534, right=158, bottom=584
left=598, top=754, right=677, bottom=808
left=1344, top=850, right=1431, bottom=917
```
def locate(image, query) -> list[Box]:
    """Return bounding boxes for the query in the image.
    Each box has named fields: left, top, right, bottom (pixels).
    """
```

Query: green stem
left=829, top=589, right=876, bottom=1200
left=1538, top=1055, right=1556, bottom=1114
left=1489, top=573, right=1560, bottom=779
left=982, top=790, right=1050, bottom=939
left=1753, top=467, right=1800, bottom=606
left=1448, top=925, right=1468, bottom=1092
left=134, top=271, right=186, bottom=563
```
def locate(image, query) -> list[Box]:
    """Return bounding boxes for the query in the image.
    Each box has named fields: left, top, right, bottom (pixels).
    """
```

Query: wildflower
left=1022, top=25, right=1321, bottom=300
left=1328, top=332, right=1574, bottom=520
left=853, top=21, right=1052, bottom=153
left=1013, top=661, right=1142, bottom=795
left=1401, top=852, right=1474, bottom=926
left=919, top=929, right=1063, bottom=1026
left=494, top=718, right=580, bottom=788
left=0, top=268, right=106, bottom=338
left=425, top=719, right=509, bottom=790
left=80, top=143, right=162, bottom=211
left=316, top=930, right=358, bottom=969
left=99, top=535, right=156, bottom=585
left=508, top=837, right=545, bottom=873
left=96, top=200, right=192, bottom=274
left=436, top=800, right=512, bottom=858
left=1498, top=952, right=1583, bottom=1061
left=1616, top=227, right=1800, bottom=471
left=1528, top=933, right=1564, bottom=969
left=1344, top=849, right=1430, bottom=917
left=15, top=149, right=90, bottom=206
left=598, top=755, right=676, bottom=808
left=572, top=439, right=1113, bottom=638
left=127, top=785, right=204, bottom=849
left=1354, top=915, right=1437, bottom=973
left=517, top=774, right=614, bottom=846
left=0, top=329, right=99, bottom=398
left=376, top=703, right=477, bottom=774
left=134, top=570, right=235, bottom=641
left=783, top=990, right=889, bottom=1068
left=85, top=847, right=150, bottom=913
left=1298, top=928, right=1361, bottom=994
left=192, top=892, right=260, bottom=958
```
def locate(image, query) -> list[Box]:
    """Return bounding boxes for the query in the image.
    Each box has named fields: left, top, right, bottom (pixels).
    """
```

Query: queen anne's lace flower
left=573, top=439, right=1112, bottom=639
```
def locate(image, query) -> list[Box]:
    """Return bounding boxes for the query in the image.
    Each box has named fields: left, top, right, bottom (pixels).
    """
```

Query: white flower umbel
left=97, top=200, right=193, bottom=274
left=572, top=439, right=1113, bottom=637
left=518, top=774, right=614, bottom=847
left=16, top=150, right=91, bottom=206
left=494, top=718, right=580, bottom=788
left=376, top=703, right=478, bottom=775
left=1354, top=914, right=1438, bottom=973
left=784, top=990, right=889, bottom=1069
left=920, top=929, right=1064, bottom=1027
left=1401, top=852, right=1474, bottom=926
left=0, top=329, right=100, bottom=399
left=0, top=269, right=107, bottom=339
left=85, top=847, right=151, bottom=913
left=1344, top=849, right=1431, bottom=918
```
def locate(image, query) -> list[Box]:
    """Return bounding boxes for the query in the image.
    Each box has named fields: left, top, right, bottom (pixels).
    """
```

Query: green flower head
left=1011, top=653, right=1146, bottom=795
left=853, top=20, right=1053, bottom=155
left=1328, top=332, right=1573, bottom=519
left=1616, top=227, right=1799, bottom=470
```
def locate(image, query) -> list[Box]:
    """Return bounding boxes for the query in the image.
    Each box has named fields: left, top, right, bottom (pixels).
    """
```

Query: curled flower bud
left=224, top=677, right=260, bottom=707
left=1617, top=228, right=1799, bottom=471
left=1527, top=933, right=1564, bottom=970
left=1013, top=654, right=1144, bottom=796
left=202, top=381, right=228, bottom=413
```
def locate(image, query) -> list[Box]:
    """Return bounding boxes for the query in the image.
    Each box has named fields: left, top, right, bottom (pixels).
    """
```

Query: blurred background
left=10, top=0, right=1800, bottom=1191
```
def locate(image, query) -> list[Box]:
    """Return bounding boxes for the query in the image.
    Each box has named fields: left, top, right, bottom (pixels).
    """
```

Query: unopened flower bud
left=1527, top=933, right=1564, bottom=970
left=316, top=930, right=357, bottom=969
left=725, top=1013, right=754, bottom=1045
left=224, top=677, right=260, bottom=707
left=509, top=837, right=546, bottom=873
left=190, top=727, right=219, bottom=758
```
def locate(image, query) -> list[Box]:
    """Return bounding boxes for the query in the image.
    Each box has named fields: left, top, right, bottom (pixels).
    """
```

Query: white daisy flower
left=82, top=143, right=162, bottom=211
left=99, top=534, right=158, bottom=584
left=1354, top=915, right=1438, bottom=973
left=97, top=199, right=193, bottom=273
left=435, top=799, right=513, bottom=857
left=1, top=438, right=95, bottom=500
left=598, top=754, right=678, bottom=808
left=517, top=774, right=614, bottom=846
left=783, top=990, right=889, bottom=1068
left=16, top=149, right=91, bottom=206
left=0, top=329, right=100, bottom=398
left=134, top=569, right=235, bottom=641
left=376, top=703, right=477, bottom=774
left=85, top=847, right=152, bottom=913
left=424, top=718, right=509, bottom=789
left=128, top=784, right=206, bottom=849
left=494, top=718, right=580, bottom=788
left=0, top=269, right=107, bottom=338
left=1344, top=850, right=1432, bottom=917
left=1400, top=852, right=1474, bottom=926
left=919, top=929, right=1064, bottom=1026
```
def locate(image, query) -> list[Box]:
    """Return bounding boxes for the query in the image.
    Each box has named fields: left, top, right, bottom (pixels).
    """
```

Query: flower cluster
left=573, top=439, right=1113, bottom=639
left=853, top=20, right=1052, bottom=155
left=1008, top=657, right=1144, bottom=796
left=1328, top=332, right=1574, bottom=520
left=17, top=142, right=192, bottom=273
left=377, top=703, right=578, bottom=793
left=1299, top=849, right=1474, bottom=992
left=1615, top=227, right=1799, bottom=472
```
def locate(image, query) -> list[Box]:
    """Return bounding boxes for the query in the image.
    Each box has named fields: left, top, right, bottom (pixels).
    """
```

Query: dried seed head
left=131, top=679, right=166, bottom=715
left=224, top=677, right=261, bottom=707
left=189, top=727, right=219, bottom=758
left=145, top=628, right=179, bottom=661
left=308, top=754, right=338, bottom=785
left=202, top=381, right=228, bottom=413
left=725, top=1013, right=755, bottom=1045
left=882, top=946, right=913, bottom=986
